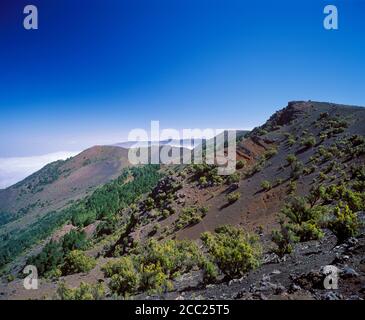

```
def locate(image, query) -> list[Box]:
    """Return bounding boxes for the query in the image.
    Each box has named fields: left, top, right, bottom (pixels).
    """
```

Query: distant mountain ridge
left=113, top=138, right=201, bottom=150
left=0, top=145, right=130, bottom=233
left=0, top=131, right=246, bottom=234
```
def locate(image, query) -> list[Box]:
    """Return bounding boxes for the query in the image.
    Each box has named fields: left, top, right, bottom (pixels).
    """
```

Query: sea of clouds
left=0, top=151, right=79, bottom=189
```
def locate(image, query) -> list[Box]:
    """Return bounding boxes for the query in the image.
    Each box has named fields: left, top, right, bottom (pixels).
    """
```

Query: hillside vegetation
left=0, top=165, right=161, bottom=269
left=0, top=146, right=131, bottom=236
left=1, top=101, right=364, bottom=300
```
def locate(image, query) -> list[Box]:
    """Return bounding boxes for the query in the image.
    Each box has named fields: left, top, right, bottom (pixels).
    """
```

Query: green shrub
left=175, top=206, right=207, bottom=230
left=261, top=180, right=272, bottom=191
left=309, top=155, right=317, bottom=163
left=329, top=204, right=360, bottom=242
left=303, top=165, right=316, bottom=175
left=161, top=209, right=171, bottom=219
left=139, top=262, right=172, bottom=293
left=236, top=160, right=246, bottom=170
left=103, top=239, right=203, bottom=295
left=343, top=190, right=365, bottom=212
left=288, top=137, right=296, bottom=146
left=138, top=239, right=202, bottom=280
left=103, top=256, right=140, bottom=296
left=257, top=129, right=268, bottom=136
left=178, top=171, right=187, bottom=179
left=57, top=281, right=105, bottom=300
left=71, top=212, right=97, bottom=229
left=96, top=217, right=118, bottom=237
left=320, top=184, right=365, bottom=212
left=301, top=136, right=316, bottom=149
left=226, top=172, right=240, bottom=184
left=290, top=221, right=324, bottom=242
left=201, top=259, right=219, bottom=283
left=191, top=164, right=223, bottom=187
left=62, top=250, right=96, bottom=275
left=264, top=147, right=278, bottom=160
left=201, top=225, right=261, bottom=279
left=281, top=197, right=324, bottom=225
left=271, top=222, right=298, bottom=256
left=7, top=274, right=15, bottom=282
left=287, top=181, right=297, bottom=195
left=286, top=154, right=297, bottom=166
left=47, top=268, right=62, bottom=278
left=199, top=176, right=208, bottom=187
left=276, top=197, right=327, bottom=244
left=226, top=192, right=240, bottom=204
left=27, top=241, right=64, bottom=277
left=200, top=206, right=209, bottom=215
left=319, top=172, right=328, bottom=181
left=246, top=163, right=263, bottom=177
left=145, top=197, right=155, bottom=210
left=319, top=132, right=328, bottom=141
left=62, top=230, right=89, bottom=252
left=285, top=133, right=296, bottom=146
left=27, top=230, right=91, bottom=277
left=291, top=161, right=304, bottom=180
left=319, top=112, right=329, bottom=120
left=351, top=164, right=365, bottom=181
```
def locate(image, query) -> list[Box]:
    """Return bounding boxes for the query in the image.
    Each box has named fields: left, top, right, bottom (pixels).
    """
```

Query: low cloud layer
left=0, top=151, right=79, bottom=189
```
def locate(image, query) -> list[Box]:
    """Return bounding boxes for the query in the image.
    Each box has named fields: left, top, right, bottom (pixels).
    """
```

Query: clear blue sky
left=0, top=0, right=364, bottom=157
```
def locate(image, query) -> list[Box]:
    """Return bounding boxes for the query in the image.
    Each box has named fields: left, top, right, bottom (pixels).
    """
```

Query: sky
left=0, top=0, right=364, bottom=187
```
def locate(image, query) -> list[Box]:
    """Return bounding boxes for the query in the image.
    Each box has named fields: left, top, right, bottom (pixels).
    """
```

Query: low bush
left=191, top=164, right=224, bottom=187
left=175, top=206, right=208, bottom=230
left=288, top=181, right=297, bottom=195
left=301, top=136, right=316, bottom=149
left=286, top=154, right=297, bottom=166
left=226, top=172, right=240, bottom=184
left=62, top=230, right=89, bottom=252
left=271, top=222, right=298, bottom=256
left=57, top=282, right=105, bottom=300
left=103, top=256, right=140, bottom=296
left=285, top=133, right=296, bottom=146
left=281, top=197, right=326, bottom=225
left=261, top=180, right=272, bottom=191
left=62, top=250, right=96, bottom=275
left=201, top=225, right=261, bottom=279
left=201, top=258, right=219, bottom=283
left=226, top=192, right=240, bottom=204
left=289, top=221, right=324, bottom=242
left=27, top=241, right=64, bottom=277
left=272, top=197, right=327, bottom=255
left=329, top=203, right=360, bottom=242
left=103, top=239, right=203, bottom=296
left=96, top=217, right=118, bottom=237
left=199, top=176, right=208, bottom=187
left=290, top=161, right=304, bottom=180
left=236, top=160, right=246, bottom=170
left=263, top=148, right=278, bottom=160
left=320, top=184, right=365, bottom=212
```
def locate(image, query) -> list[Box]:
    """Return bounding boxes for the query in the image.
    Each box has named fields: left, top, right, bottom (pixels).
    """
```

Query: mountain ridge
left=0, top=146, right=130, bottom=233
left=1, top=100, right=364, bottom=300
